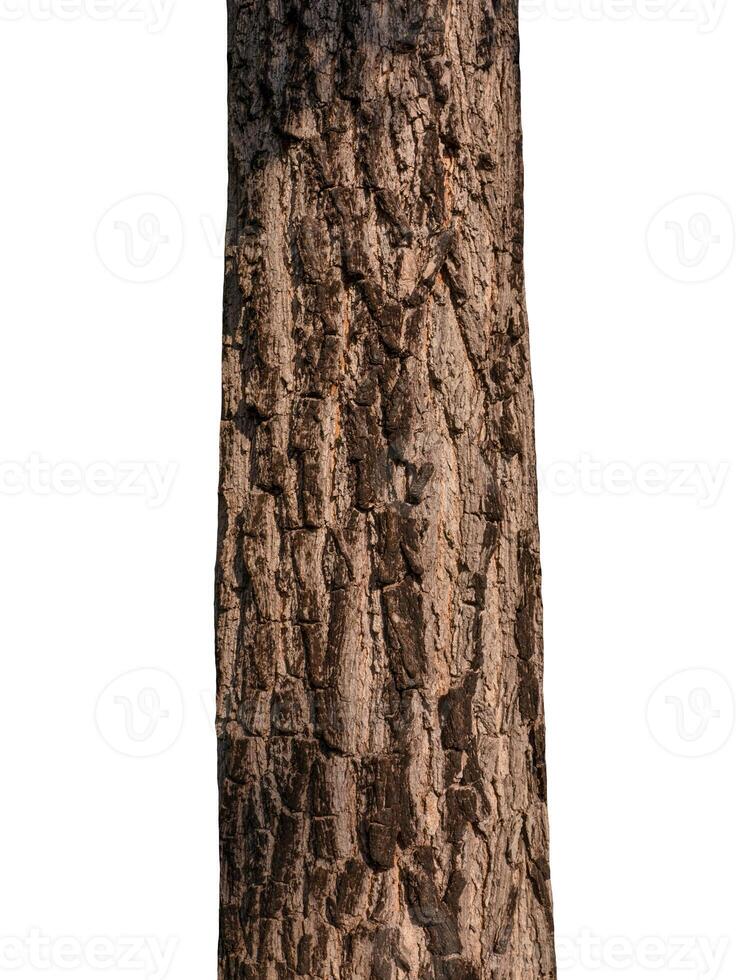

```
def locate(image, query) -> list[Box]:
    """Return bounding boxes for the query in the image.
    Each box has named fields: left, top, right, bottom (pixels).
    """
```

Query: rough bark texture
left=216, top=1, right=555, bottom=977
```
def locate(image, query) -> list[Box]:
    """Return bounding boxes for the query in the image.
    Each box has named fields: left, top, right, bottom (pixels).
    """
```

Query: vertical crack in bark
left=217, top=1, right=556, bottom=977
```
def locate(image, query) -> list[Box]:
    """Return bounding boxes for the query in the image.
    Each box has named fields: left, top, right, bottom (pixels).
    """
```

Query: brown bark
left=216, top=1, right=555, bottom=977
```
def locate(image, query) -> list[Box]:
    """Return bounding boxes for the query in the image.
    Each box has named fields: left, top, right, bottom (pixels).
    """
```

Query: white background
left=1, top=1, right=734, bottom=978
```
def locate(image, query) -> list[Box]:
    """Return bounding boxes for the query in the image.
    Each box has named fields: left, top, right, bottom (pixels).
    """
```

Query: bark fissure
left=217, top=1, right=555, bottom=977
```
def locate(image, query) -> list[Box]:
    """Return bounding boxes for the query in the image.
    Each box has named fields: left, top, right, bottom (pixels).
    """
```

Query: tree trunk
left=216, top=1, right=555, bottom=977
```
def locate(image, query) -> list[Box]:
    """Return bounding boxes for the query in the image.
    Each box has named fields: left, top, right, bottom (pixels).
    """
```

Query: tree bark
left=216, top=1, right=555, bottom=977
